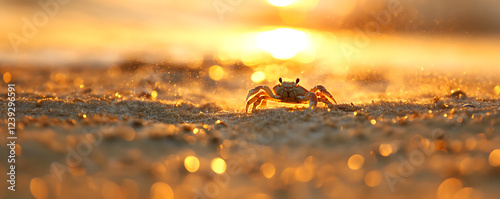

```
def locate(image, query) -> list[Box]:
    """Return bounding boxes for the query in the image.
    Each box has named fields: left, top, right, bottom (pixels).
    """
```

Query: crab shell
left=245, top=78, right=337, bottom=113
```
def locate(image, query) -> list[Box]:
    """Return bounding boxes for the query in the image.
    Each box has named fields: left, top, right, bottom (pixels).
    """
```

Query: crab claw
left=246, top=86, right=264, bottom=102
left=246, top=91, right=265, bottom=113
left=311, top=85, right=337, bottom=105
left=246, top=93, right=272, bottom=113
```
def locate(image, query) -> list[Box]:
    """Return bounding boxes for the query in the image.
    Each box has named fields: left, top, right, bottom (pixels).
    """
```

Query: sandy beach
left=0, top=64, right=499, bottom=199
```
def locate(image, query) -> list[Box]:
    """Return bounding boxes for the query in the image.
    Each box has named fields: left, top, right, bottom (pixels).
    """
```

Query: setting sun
left=267, top=0, right=295, bottom=7
left=256, top=28, right=310, bottom=59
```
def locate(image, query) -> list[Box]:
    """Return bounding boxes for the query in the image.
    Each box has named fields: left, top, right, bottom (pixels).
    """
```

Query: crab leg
left=246, top=86, right=279, bottom=102
left=252, top=95, right=273, bottom=112
left=246, top=91, right=274, bottom=113
left=310, top=85, right=337, bottom=105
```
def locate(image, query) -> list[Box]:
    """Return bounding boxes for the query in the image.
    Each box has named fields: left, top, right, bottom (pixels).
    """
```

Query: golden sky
left=1, top=0, right=499, bottom=66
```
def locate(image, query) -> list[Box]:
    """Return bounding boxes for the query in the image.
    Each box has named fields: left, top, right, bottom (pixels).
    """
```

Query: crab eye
left=296, top=78, right=300, bottom=84
left=279, top=77, right=282, bottom=83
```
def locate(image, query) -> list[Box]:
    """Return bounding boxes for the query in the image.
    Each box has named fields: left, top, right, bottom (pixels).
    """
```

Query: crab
left=246, top=77, right=337, bottom=113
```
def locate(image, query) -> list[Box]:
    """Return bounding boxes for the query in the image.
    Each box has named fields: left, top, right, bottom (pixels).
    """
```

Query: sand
left=0, top=65, right=499, bottom=199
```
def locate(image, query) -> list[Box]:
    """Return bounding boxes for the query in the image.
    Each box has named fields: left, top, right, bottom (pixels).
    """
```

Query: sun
left=256, top=28, right=310, bottom=60
left=267, top=0, right=295, bottom=7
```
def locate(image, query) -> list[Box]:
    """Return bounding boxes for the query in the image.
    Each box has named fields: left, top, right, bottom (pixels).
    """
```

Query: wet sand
left=1, top=65, right=499, bottom=199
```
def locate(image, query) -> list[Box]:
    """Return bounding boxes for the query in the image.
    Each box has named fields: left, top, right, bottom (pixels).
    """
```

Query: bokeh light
left=3, top=72, right=12, bottom=83
left=184, top=156, right=200, bottom=173
left=209, top=65, right=225, bottom=81
left=348, top=154, right=365, bottom=170
left=121, top=126, right=136, bottom=141
left=465, top=137, right=477, bottom=151
left=494, top=85, right=500, bottom=95
left=151, top=162, right=166, bottom=176
left=260, top=162, right=276, bottom=179
left=102, top=181, right=124, bottom=199
left=379, top=144, right=393, bottom=157
left=256, top=28, right=310, bottom=59
left=14, top=144, right=22, bottom=156
left=151, top=91, right=158, bottom=99
left=437, top=178, right=463, bottom=199
left=452, top=187, right=483, bottom=199
left=251, top=71, right=266, bottom=83
left=211, top=157, right=227, bottom=174
left=150, top=182, right=174, bottom=199
left=295, top=166, right=314, bottom=182
left=489, top=149, right=500, bottom=167
left=30, top=178, right=49, bottom=199
left=267, top=0, right=295, bottom=7
left=364, top=170, right=382, bottom=187
left=280, top=167, right=296, bottom=184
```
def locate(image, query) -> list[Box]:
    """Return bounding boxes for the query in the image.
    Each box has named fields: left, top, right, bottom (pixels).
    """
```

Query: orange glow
left=150, top=182, right=173, bottom=199
left=364, top=170, right=382, bottom=187
left=348, top=154, right=364, bottom=170
left=54, top=73, right=66, bottom=84
left=280, top=167, right=296, bottom=184
left=211, top=158, right=227, bottom=174
left=294, top=0, right=319, bottom=11
left=379, top=144, right=393, bottom=157
left=152, top=162, right=166, bottom=176
left=437, top=178, right=462, bottom=199
left=495, top=85, right=500, bottom=95
left=279, top=9, right=306, bottom=24
left=489, top=149, right=500, bottom=167
left=453, top=187, right=483, bottom=199
left=295, top=166, right=314, bottom=182
left=261, top=163, right=276, bottom=179
left=209, top=65, right=224, bottom=81
left=3, top=72, right=11, bottom=83
left=102, top=181, right=124, bottom=199
left=256, top=28, right=310, bottom=59
left=30, top=178, right=49, bottom=199
left=14, top=144, right=22, bottom=156
left=251, top=71, right=266, bottom=83
left=267, top=0, right=295, bottom=7
left=151, top=91, right=158, bottom=99
left=184, top=156, right=200, bottom=173
left=122, top=128, right=136, bottom=141
left=459, top=157, right=473, bottom=175
left=465, top=137, right=476, bottom=151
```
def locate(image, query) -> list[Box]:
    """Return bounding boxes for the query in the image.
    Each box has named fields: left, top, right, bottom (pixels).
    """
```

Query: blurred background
left=1, top=0, right=500, bottom=104
left=1, top=0, right=500, bottom=63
